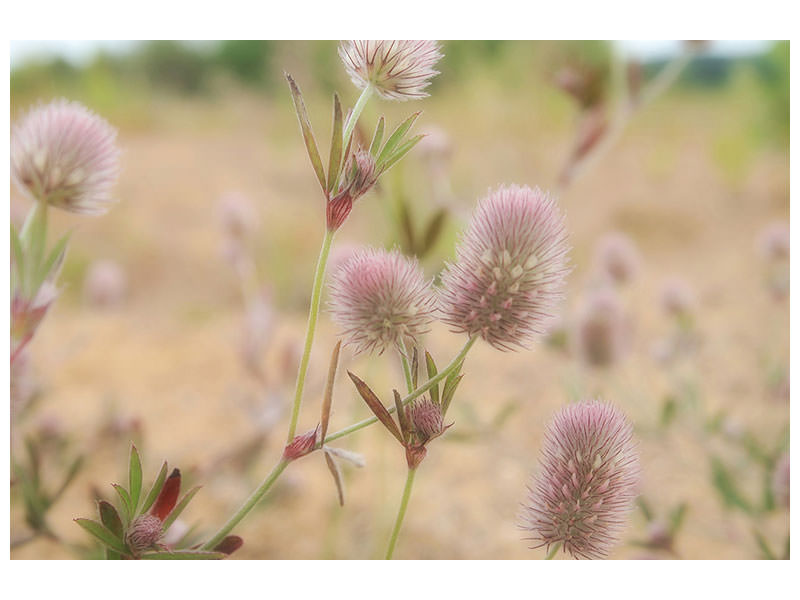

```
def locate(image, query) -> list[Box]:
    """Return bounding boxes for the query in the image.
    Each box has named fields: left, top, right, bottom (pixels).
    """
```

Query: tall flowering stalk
left=521, top=400, right=640, bottom=559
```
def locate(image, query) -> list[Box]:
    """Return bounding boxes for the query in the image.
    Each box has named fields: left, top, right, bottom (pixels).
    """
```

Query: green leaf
left=35, top=231, right=70, bottom=291
left=320, top=341, right=341, bottom=442
left=74, top=518, right=129, bottom=555
left=98, top=500, right=124, bottom=539
left=140, top=550, right=226, bottom=560
left=411, top=347, right=419, bottom=390
left=112, top=484, right=132, bottom=522
left=106, top=548, right=122, bottom=560
left=347, top=371, right=403, bottom=444
left=711, top=456, right=752, bottom=513
left=398, top=199, right=416, bottom=254
left=394, top=389, right=410, bottom=444
left=11, top=224, right=25, bottom=283
left=128, top=445, right=143, bottom=514
left=377, top=112, right=421, bottom=165
left=51, top=454, right=84, bottom=504
left=668, top=502, right=688, bottom=534
left=286, top=73, right=327, bottom=194
left=161, top=486, right=201, bottom=531
left=754, top=529, right=776, bottom=559
left=636, top=497, right=654, bottom=522
left=141, top=461, right=169, bottom=514
left=425, top=352, right=439, bottom=405
left=380, top=134, right=425, bottom=173
left=419, top=209, right=447, bottom=257
left=369, top=117, right=385, bottom=156
left=441, top=362, right=465, bottom=417
left=326, top=93, right=344, bottom=194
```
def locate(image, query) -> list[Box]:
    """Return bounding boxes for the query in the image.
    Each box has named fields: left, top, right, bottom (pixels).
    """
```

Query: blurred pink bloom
left=439, top=185, right=570, bottom=351
left=521, top=400, right=641, bottom=559
left=84, top=259, right=128, bottom=308
left=218, top=192, right=257, bottom=240
left=757, top=221, right=789, bottom=261
left=11, top=98, right=120, bottom=215
left=659, top=276, right=695, bottom=318
left=339, top=40, right=443, bottom=101
left=240, top=289, right=275, bottom=378
left=11, top=281, right=59, bottom=364
left=594, top=231, right=641, bottom=285
left=328, top=247, right=436, bottom=355
left=573, top=287, right=631, bottom=367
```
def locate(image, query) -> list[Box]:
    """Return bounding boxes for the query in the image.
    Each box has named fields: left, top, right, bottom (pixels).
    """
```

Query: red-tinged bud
left=408, top=397, right=445, bottom=441
left=283, top=425, right=320, bottom=461
left=326, top=191, right=354, bottom=231
left=405, top=445, right=427, bottom=470
left=214, top=535, right=244, bottom=556
left=126, top=514, right=163, bottom=554
left=343, top=149, right=377, bottom=200
left=11, top=282, right=59, bottom=363
left=150, top=468, right=181, bottom=521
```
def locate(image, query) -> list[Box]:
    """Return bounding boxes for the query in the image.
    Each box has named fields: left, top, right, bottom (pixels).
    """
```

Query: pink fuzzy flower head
left=521, top=400, right=641, bottom=559
left=408, top=396, right=445, bottom=442
left=573, top=287, right=631, bottom=367
left=659, top=277, right=695, bottom=318
left=11, top=99, right=120, bottom=215
left=339, top=40, right=443, bottom=101
left=84, top=259, right=128, bottom=308
left=126, top=514, right=163, bottom=554
left=594, top=231, right=641, bottom=285
left=439, top=185, right=570, bottom=351
left=329, top=247, right=436, bottom=355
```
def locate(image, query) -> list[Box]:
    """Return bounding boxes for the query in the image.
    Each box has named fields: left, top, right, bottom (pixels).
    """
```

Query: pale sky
left=9, top=40, right=773, bottom=68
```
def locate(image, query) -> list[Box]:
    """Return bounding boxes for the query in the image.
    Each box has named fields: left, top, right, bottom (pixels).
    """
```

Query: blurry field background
left=9, top=40, right=790, bottom=559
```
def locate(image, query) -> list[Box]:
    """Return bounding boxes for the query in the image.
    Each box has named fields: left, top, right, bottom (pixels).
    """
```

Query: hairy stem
left=286, top=229, right=335, bottom=444
left=385, top=467, right=417, bottom=559
left=201, top=459, right=290, bottom=550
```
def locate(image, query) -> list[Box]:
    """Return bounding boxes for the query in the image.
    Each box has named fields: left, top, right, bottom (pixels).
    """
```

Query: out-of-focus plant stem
left=385, top=466, right=417, bottom=559
left=560, top=47, right=695, bottom=190
left=545, top=542, right=562, bottom=560
left=286, top=229, right=335, bottom=444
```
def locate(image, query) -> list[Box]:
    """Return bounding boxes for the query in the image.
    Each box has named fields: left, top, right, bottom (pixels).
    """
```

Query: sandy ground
left=10, top=80, right=789, bottom=559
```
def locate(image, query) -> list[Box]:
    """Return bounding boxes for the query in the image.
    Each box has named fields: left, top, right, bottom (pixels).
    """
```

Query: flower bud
left=408, top=397, right=445, bottom=441
left=126, top=514, right=163, bottom=554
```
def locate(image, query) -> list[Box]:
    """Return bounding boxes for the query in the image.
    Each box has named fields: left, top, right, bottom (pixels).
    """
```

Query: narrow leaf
left=320, top=341, right=341, bottom=442
left=369, top=117, right=385, bottom=156
left=441, top=373, right=464, bottom=417
left=129, top=445, right=143, bottom=513
left=11, top=224, right=25, bottom=282
left=394, top=389, right=410, bottom=443
left=377, top=112, right=421, bottom=165
left=754, top=529, right=776, bottom=559
left=420, top=209, right=447, bottom=256
left=286, top=73, right=327, bottom=193
left=151, top=468, right=181, bottom=521
left=636, top=497, right=654, bottom=522
left=98, top=500, right=123, bottom=539
left=347, top=371, right=403, bottom=444
left=399, top=200, right=416, bottom=254
left=106, top=548, right=122, bottom=560
left=323, top=450, right=345, bottom=506
left=37, top=232, right=70, bottom=288
left=323, top=446, right=366, bottom=468
left=411, top=347, right=419, bottom=389
left=140, top=550, right=225, bottom=560
left=711, top=456, right=752, bottom=513
left=326, top=93, right=343, bottom=194
left=141, top=461, right=169, bottom=514
left=213, top=535, right=244, bottom=556
left=668, top=502, right=688, bottom=534
left=380, top=134, right=425, bottom=173
left=74, top=518, right=129, bottom=554
left=425, top=351, right=439, bottom=405
left=112, top=484, right=132, bottom=522
left=161, top=485, right=201, bottom=531
left=51, top=454, right=84, bottom=503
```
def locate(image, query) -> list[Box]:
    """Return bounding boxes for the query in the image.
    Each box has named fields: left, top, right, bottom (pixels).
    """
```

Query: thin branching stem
left=385, top=467, right=417, bottom=559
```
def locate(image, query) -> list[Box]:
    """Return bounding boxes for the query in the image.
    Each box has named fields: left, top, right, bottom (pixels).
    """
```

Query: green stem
left=545, top=542, right=561, bottom=560
left=399, top=340, right=414, bottom=394
left=324, top=336, right=477, bottom=443
left=342, top=84, right=373, bottom=152
left=385, top=467, right=417, bottom=559
left=286, top=229, right=335, bottom=444
left=201, top=459, right=290, bottom=550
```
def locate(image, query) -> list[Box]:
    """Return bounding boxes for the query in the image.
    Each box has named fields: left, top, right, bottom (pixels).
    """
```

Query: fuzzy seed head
left=409, top=397, right=445, bottom=441
left=11, top=99, right=120, bottom=215
left=521, top=400, right=640, bottom=559
left=439, top=185, right=570, bottom=351
left=338, top=40, right=443, bottom=101
left=329, top=247, right=436, bottom=355
left=126, top=514, right=163, bottom=554
left=594, top=232, right=641, bottom=285
left=573, top=288, right=631, bottom=367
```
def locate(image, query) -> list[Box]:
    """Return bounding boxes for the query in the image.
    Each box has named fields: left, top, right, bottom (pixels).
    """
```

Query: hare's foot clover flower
left=11, top=98, right=120, bottom=215
left=329, top=247, right=436, bottom=355
left=521, top=400, right=640, bottom=559
left=573, top=287, right=631, bottom=367
left=440, top=185, right=570, bottom=351
left=339, top=40, right=443, bottom=101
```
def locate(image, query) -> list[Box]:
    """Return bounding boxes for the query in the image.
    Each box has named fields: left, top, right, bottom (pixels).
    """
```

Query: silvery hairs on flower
left=439, top=185, right=570, bottom=351
left=338, top=40, right=443, bottom=101
left=328, top=247, right=436, bottom=355
left=521, top=400, right=641, bottom=559
left=11, top=98, right=120, bottom=215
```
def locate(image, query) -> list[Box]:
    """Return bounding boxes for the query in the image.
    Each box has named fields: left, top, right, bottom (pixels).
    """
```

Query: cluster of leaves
left=75, top=445, right=241, bottom=559
left=12, top=435, right=83, bottom=543
left=348, top=347, right=464, bottom=469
